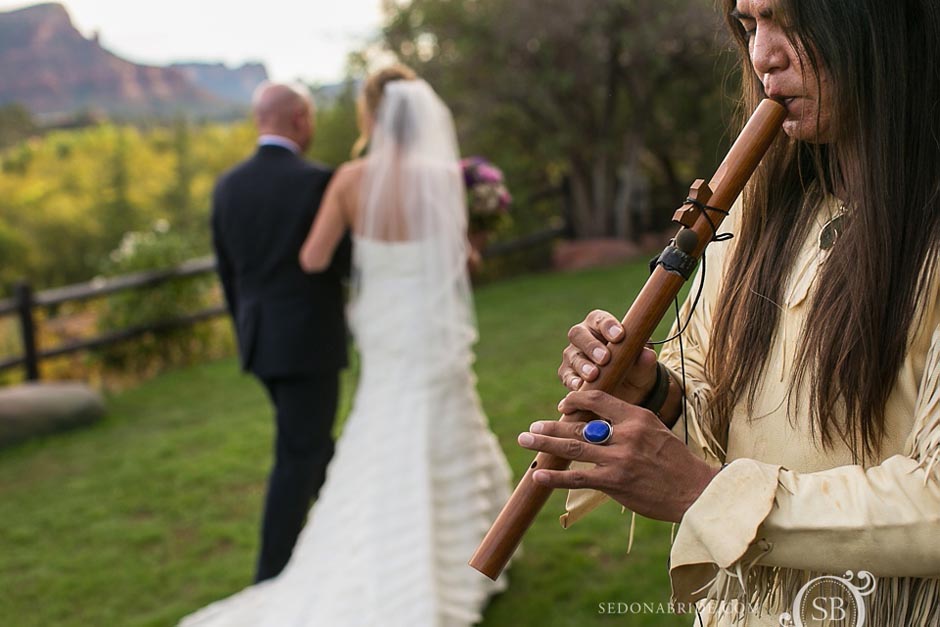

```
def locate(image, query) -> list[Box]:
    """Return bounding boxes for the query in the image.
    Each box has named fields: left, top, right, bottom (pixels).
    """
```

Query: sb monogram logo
left=779, top=571, right=876, bottom=627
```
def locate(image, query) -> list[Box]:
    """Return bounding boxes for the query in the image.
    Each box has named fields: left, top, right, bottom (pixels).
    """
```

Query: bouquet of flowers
left=461, top=156, right=512, bottom=233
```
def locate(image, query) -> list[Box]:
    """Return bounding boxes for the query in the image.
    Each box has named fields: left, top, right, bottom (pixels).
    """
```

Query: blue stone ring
left=583, top=419, right=613, bottom=445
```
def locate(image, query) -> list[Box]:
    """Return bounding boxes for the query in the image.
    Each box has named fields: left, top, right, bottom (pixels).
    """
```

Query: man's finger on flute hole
left=559, top=346, right=587, bottom=388
left=560, top=369, right=582, bottom=391
left=516, top=431, right=612, bottom=465
left=586, top=309, right=624, bottom=343
left=567, top=324, right=611, bottom=365
left=570, top=351, right=599, bottom=381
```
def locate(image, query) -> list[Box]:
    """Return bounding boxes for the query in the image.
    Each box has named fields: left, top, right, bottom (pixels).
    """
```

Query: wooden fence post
left=15, top=281, right=40, bottom=381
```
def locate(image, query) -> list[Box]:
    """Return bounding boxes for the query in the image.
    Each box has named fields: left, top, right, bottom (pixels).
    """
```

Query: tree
left=380, top=0, right=734, bottom=239
left=0, top=219, right=27, bottom=292
left=101, top=126, right=136, bottom=250
left=308, top=80, right=361, bottom=166
left=0, top=103, right=36, bottom=148
left=164, top=116, right=195, bottom=231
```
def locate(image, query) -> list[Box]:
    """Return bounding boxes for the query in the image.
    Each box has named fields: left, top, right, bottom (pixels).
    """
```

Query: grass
left=0, top=260, right=694, bottom=626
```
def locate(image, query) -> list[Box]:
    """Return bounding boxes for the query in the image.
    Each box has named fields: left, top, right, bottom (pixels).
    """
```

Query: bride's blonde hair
left=351, top=64, right=418, bottom=158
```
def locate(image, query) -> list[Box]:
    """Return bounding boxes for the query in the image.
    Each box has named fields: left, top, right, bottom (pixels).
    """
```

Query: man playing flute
left=519, top=0, right=940, bottom=624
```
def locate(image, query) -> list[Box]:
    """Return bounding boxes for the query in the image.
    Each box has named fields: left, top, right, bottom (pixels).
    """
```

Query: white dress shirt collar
left=258, top=134, right=302, bottom=155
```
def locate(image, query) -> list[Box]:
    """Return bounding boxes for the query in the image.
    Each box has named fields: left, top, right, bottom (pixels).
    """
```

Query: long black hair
left=708, top=0, right=940, bottom=459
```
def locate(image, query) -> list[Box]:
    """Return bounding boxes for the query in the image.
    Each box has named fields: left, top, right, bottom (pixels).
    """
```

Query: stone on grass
left=0, top=382, right=106, bottom=447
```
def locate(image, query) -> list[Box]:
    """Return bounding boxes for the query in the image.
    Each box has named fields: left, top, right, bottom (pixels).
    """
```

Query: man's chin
left=782, top=121, right=832, bottom=145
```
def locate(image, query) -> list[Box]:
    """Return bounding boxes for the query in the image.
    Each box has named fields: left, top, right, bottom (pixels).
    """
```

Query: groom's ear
left=304, top=112, right=316, bottom=149
left=294, top=101, right=316, bottom=150
left=310, top=100, right=319, bottom=136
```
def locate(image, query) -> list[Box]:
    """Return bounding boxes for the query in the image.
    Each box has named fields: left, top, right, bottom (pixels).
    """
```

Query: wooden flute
left=469, top=98, right=787, bottom=581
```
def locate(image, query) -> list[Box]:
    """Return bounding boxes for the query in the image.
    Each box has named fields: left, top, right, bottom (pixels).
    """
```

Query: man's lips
left=778, top=97, right=798, bottom=115
left=764, top=87, right=798, bottom=106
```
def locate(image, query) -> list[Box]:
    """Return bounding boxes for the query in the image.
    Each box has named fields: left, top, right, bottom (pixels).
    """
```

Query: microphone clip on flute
left=651, top=180, right=716, bottom=280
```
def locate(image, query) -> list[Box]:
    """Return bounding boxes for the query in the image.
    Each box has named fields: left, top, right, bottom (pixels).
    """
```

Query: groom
left=211, top=81, right=350, bottom=582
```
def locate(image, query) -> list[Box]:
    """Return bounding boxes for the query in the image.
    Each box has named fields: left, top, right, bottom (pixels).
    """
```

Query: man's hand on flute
left=559, top=309, right=684, bottom=425
left=516, top=309, right=718, bottom=524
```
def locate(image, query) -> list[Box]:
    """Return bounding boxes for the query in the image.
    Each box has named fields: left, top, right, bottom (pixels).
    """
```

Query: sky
left=0, top=0, right=386, bottom=84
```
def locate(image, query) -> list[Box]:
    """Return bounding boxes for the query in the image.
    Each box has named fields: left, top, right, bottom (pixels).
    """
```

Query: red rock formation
left=0, top=3, right=250, bottom=118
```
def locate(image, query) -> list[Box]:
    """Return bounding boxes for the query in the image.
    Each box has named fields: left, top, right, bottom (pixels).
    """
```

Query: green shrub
left=93, top=220, right=226, bottom=377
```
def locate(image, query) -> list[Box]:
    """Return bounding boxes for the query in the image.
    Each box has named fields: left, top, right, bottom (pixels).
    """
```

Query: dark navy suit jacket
left=211, top=145, right=351, bottom=378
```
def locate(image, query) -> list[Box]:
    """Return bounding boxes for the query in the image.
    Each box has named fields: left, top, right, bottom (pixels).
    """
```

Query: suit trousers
left=255, top=371, right=339, bottom=582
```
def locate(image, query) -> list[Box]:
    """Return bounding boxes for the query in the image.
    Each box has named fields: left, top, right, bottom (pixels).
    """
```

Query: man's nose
left=750, top=28, right=790, bottom=78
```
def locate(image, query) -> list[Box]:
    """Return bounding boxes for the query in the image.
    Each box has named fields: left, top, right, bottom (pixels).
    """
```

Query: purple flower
left=475, top=163, right=504, bottom=184
left=461, top=155, right=512, bottom=226
left=460, top=156, right=486, bottom=186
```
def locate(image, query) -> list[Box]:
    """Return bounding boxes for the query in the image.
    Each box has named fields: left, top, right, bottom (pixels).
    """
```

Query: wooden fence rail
left=0, top=256, right=224, bottom=380
left=0, top=221, right=566, bottom=381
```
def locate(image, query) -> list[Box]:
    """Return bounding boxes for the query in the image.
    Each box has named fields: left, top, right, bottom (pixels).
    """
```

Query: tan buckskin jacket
left=564, top=197, right=940, bottom=625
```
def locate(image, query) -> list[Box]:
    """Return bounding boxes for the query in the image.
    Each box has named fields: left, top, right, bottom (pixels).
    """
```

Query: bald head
left=252, top=81, right=316, bottom=151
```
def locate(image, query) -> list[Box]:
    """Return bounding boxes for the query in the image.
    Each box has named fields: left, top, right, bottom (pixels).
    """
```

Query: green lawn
left=0, top=260, right=694, bottom=626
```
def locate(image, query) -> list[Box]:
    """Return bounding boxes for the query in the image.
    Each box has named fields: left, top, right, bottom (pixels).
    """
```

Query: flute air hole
left=530, top=461, right=538, bottom=469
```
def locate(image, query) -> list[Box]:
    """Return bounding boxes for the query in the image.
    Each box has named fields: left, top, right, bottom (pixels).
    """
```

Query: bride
left=180, top=66, right=513, bottom=626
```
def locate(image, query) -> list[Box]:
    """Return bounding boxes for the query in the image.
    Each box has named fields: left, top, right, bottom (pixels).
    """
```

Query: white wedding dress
left=180, top=241, right=512, bottom=627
